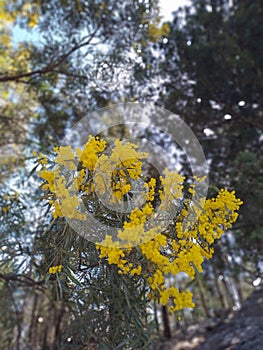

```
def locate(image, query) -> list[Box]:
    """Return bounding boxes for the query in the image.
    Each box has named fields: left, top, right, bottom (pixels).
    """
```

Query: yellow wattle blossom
left=20, top=3, right=39, bottom=28
left=39, top=153, right=48, bottom=165
left=2, top=206, right=11, bottom=213
left=37, top=135, right=243, bottom=312
left=159, top=169, right=185, bottom=210
left=110, top=140, right=147, bottom=201
left=93, top=139, right=147, bottom=203
left=53, top=176, right=86, bottom=220
left=55, top=146, right=76, bottom=170
left=123, top=203, right=154, bottom=228
left=78, top=135, right=106, bottom=171
left=38, top=170, right=55, bottom=191
left=148, top=22, right=170, bottom=43
left=49, top=265, right=62, bottom=274
left=52, top=200, right=63, bottom=218
left=144, top=178, right=156, bottom=201
left=28, top=13, right=38, bottom=28
left=130, top=265, right=142, bottom=276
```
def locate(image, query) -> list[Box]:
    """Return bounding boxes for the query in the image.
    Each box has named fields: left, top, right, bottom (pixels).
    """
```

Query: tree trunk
left=161, top=305, right=171, bottom=339
left=196, top=277, right=210, bottom=318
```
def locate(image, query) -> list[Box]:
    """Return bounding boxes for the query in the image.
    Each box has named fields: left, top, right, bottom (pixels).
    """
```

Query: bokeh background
left=0, top=0, right=262, bottom=349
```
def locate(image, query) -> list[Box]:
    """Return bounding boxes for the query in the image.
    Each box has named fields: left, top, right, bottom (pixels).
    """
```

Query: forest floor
left=157, top=287, right=263, bottom=350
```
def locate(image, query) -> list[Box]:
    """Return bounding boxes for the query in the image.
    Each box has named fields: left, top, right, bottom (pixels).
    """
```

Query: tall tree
left=161, top=0, right=263, bottom=267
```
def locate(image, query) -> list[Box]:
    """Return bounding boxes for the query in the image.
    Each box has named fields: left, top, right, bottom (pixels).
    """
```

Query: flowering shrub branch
left=37, top=135, right=243, bottom=312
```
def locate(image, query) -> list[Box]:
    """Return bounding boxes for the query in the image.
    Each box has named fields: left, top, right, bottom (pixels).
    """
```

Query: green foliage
left=32, top=224, right=154, bottom=349
left=0, top=0, right=262, bottom=348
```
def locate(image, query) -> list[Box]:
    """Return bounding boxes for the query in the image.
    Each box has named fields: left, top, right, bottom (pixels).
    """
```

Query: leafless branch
left=0, top=273, right=45, bottom=286
left=0, top=25, right=100, bottom=83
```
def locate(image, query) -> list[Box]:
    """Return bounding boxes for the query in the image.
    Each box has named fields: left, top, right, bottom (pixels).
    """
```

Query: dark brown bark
left=0, top=26, right=100, bottom=83
left=161, top=305, right=171, bottom=339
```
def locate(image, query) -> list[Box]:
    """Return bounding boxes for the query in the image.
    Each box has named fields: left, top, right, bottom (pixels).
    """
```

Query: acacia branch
left=0, top=273, right=45, bottom=286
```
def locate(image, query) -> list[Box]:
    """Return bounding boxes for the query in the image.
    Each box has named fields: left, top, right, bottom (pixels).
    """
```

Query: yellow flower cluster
left=37, top=136, right=243, bottom=312
left=55, top=146, right=76, bottom=170
left=78, top=135, right=106, bottom=171
left=2, top=206, right=10, bottom=213
left=147, top=22, right=170, bottom=43
left=94, top=140, right=147, bottom=202
left=159, top=169, right=185, bottom=210
left=95, top=183, right=242, bottom=311
left=37, top=136, right=107, bottom=219
left=49, top=265, right=62, bottom=274
left=38, top=170, right=55, bottom=191
left=1, top=191, right=19, bottom=214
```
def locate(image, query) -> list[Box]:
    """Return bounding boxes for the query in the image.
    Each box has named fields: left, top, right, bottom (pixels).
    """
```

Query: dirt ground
left=157, top=287, right=263, bottom=350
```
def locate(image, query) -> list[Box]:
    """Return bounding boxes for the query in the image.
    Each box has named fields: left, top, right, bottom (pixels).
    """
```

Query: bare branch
left=0, top=273, right=45, bottom=286
left=0, top=25, right=100, bottom=83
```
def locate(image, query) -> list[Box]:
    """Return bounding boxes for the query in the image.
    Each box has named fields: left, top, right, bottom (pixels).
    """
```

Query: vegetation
left=0, top=0, right=262, bottom=349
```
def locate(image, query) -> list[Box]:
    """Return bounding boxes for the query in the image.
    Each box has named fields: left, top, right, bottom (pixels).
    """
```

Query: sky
left=159, top=0, right=191, bottom=21
left=13, top=0, right=191, bottom=44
